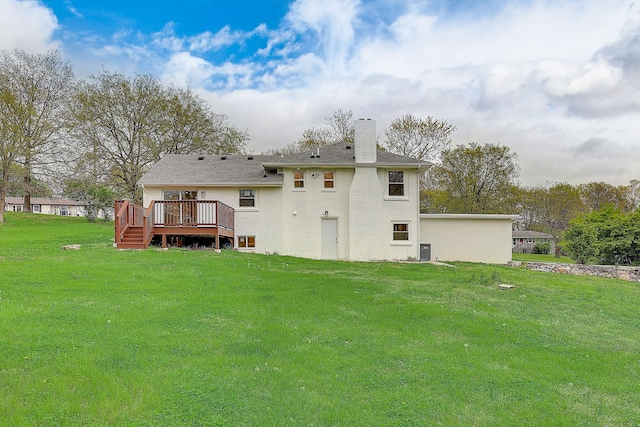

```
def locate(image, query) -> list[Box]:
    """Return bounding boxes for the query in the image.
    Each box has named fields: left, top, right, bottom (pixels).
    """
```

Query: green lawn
left=1, top=213, right=639, bottom=426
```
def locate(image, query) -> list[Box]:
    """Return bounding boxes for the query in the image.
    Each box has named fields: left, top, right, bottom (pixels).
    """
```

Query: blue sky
left=2, top=0, right=640, bottom=186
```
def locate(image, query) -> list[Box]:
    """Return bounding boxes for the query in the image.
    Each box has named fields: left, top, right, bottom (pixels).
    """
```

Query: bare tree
left=383, top=114, right=456, bottom=162
left=0, top=49, right=75, bottom=214
left=69, top=71, right=249, bottom=202
left=290, top=109, right=356, bottom=153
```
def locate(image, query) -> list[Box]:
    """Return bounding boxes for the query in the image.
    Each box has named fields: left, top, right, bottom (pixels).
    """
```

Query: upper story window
left=239, top=189, right=255, bottom=207
left=294, top=171, right=305, bottom=188
left=393, top=223, right=409, bottom=241
left=324, top=171, right=335, bottom=189
left=388, top=171, right=404, bottom=196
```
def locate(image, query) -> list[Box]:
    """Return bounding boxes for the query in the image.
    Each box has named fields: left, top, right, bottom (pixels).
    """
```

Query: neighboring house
left=121, top=119, right=518, bottom=263
left=4, top=197, right=85, bottom=217
left=512, top=230, right=554, bottom=253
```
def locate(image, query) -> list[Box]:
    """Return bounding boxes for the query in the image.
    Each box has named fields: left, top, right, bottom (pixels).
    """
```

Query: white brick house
left=130, top=118, right=518, bottom=263
left=136, top=119, right=429, bottom=261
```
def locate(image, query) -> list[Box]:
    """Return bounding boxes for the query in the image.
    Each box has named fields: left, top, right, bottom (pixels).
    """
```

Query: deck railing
left=115, top=199, right=235, bottom=248
left=150, top=200, right=234, bottom=230
left=143, top=201, right=155, bottom=247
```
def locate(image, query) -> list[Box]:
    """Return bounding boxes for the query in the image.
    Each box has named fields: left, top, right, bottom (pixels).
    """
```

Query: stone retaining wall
left=508, top=261, right=640, bottom=282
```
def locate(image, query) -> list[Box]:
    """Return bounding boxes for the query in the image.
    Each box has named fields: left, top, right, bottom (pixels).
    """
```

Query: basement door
left=321, top=218, right=338, bottom=259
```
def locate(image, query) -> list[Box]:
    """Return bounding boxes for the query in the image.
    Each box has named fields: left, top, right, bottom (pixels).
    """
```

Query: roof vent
left=221, top=156, right=227, bottom=160
left=345, top=145, right=352, bottom=149
left=247, top=156, right=254, bottom=160
left=198, top=156, right=205, bottom=160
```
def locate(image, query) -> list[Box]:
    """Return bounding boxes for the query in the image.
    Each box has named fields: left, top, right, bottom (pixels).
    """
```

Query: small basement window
left=238, top=236, right=255, bottom=248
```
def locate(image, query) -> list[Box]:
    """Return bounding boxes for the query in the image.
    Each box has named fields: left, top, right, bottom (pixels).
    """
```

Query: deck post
left=215, top=233, right=220, bottom=249
left=162, top=234, right=167, bottom=248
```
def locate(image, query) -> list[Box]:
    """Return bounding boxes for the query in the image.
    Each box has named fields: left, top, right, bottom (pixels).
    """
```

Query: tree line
left=2, top=50, right=638, bottom=264
left=0, top=49, right=249, bottom=222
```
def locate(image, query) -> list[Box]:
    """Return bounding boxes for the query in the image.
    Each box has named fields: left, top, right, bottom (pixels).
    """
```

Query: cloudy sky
left=2, top=0, right=639, bottom=186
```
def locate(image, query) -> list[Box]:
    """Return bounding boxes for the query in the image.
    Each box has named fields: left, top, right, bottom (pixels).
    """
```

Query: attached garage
left=420, top=214, right=520, bottom=264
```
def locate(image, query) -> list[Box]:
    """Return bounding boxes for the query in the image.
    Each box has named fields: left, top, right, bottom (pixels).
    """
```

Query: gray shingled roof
left=138, top=154, right=283, bottom=186
left=4, top=197, right=84, bottom=206
left=512, top=230, right=553, bottom=239
left=262, top=143, right=431, bottom=167
left=138, top=143, right=431, bottom=186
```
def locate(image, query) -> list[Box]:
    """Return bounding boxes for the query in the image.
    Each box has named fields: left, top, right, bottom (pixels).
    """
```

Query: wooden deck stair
left=115, top=200, right=235, bottom=250
left=117, top=226, right=147, bottom=249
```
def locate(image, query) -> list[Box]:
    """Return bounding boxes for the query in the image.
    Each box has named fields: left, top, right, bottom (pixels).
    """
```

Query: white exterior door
left=322, top=218, right=338, bottom=259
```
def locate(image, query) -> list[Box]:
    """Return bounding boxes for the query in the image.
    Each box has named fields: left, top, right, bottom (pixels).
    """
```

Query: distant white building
left=4, top=197, right=85, bottom=217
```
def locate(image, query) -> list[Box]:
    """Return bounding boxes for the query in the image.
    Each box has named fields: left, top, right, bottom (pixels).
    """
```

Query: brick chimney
left=354, top=119, right=376, bottom=163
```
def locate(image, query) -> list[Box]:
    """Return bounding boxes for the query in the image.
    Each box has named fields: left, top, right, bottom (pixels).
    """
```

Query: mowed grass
left=1, top=213, right=639, bottom=426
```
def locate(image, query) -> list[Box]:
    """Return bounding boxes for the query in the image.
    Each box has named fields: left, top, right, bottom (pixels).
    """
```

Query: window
left=393, top=223, right=409, bottom=241
left=13, top=205, right=22, bottom=212
left=324, top=171, right=335, bottom=189
left=238, top=236, right=255, bottom=248
left=294, top=170, right=305, bottom=188
left=239, top=189, right=255, bottom=207
left=163, top=190, right=197, bottom=201
left=389, top=171, right=404, bottom=196
left=32, top=205, right=40, bottom=213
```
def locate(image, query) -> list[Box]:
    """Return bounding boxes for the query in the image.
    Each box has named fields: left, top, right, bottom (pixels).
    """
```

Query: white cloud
left=0, top=0, right=59, bottom=51
left=14, top=0, right=638, bottom=186
left=285, top=0, right=358, bottom=73
left=162, top=51, right=216, bottom=86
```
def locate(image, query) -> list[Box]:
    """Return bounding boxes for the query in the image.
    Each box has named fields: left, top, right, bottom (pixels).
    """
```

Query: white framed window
left=294, top=171, right=305, bottom=188
left=388, top=171, right=404, bottom=196
left=393, top=223, right=409, bottom=241
left=32, top=205, right=41, bottom=213
left=238, top=236, right=255, bottom=248
left=239, top=189, right=255, bottom=207
left=13, top=205, right=23, bottom=212
left=323, top=171, right=335, bottom=189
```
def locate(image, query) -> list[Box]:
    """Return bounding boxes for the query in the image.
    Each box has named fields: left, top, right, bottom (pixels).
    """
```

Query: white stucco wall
left=420, top=214, right=519, bottom=264
left=281, top=167, right=353, bottom=259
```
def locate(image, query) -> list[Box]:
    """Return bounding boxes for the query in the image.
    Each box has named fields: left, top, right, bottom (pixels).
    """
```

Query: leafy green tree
left=518, top=182, right=587, bottom=240
left=0, top=164, right=52, bottom=197
left=0, top=86, right=20, bottom=223
left=562, top=218, right=600, bottom=264
left=383, top=114, right=456, bottom=162
left=0, top=49, right=75, bottom=217
left=63, top=178, right=115, bottom=222
left=424, top=143, right=520, bottom=214
left=563, top=206, right=640, bottom=265
left=579, top=181, right=627, bottom=212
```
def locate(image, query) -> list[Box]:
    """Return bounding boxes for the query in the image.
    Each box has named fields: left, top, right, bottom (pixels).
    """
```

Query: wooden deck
left=114, top=200, right=235, bottom=249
